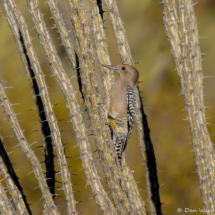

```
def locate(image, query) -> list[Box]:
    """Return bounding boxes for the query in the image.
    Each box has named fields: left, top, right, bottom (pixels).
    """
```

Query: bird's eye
left=122, top=67, right=126, bottom=70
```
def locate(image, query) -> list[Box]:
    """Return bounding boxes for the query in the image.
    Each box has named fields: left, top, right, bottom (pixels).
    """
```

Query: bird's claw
left=98, top=103, right=109, bottom=122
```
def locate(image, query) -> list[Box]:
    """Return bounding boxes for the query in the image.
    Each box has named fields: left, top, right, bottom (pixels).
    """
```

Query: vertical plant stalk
left=47, top=0, right=85, bottom=102
left=19, top=0, right=117, bottom=213
left=5, top=0, right=77, bottom=213
left=0, top=182, right=13, bottom=215
left=91, top=2, right=148, bottom=214
left=47, top=0, right=84, bottom=99
left=48, top=0, right=129, bottom=213
left=162, top=0, right=215, bottom=211
left=67, top=0, right=147, bottom=214
left=0, top=137, right=31, bottom=215
left=20, top=25, right=56, bottom=198
left=0, top=81, right=58, bottom=214
left=102, top=0, right=133, bottom=65
left=0, top=155, right=28, bottom=215
left=48, top=0, right=116, bottom=213
left=103, top=0, right=162, bottom=214
left=69, top=1, right=131, bottom=214
left=2, top=0, right=56, bottom=200
left=91, top=0, right=115, bottom=95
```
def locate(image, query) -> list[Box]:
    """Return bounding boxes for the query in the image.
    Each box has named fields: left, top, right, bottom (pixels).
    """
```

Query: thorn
left=39, top=196, right=44, bottom=202
left=33, top=186, right=39, bottom=190
left=28, top=171, right=34, bottom=176
left=30, top=141, right=37, bottom=147
left=13, top=144, right=19, bottom=149
left=57, top=119, right=64, bottom=122
left=52, top=103, right=59, bottom=107
left=33, top=129, right=41, bottom=132
left=35, top=145, right=44, bottom=148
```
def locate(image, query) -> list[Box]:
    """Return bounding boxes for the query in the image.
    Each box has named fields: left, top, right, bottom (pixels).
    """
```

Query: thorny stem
left=0, top=137, right=31, bottom=215
left=2, top=0, right=72, bottom=214
left=162, top=0, right=215, bottom=213
left=0, top=0, right=167, bottom=214
left=20, top=20, right=56, bottom=199
left=67, top=0, right=147, bottom=214
left=67, top=0, right=131, bottom=213
left=18, top=0, right=117, bottom=213
left=0, top=154, right=28, bottom=215
left=103, top=0, right=162, bottom=214
left=0, top=182, right=14, bottom=215
left=91, top=0, right=115, bottom=95
left=0, top=79, right=59, bottom=215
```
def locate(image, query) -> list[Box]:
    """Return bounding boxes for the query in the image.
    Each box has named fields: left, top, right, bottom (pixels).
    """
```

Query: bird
left=101, top=64, right=139, bottom=167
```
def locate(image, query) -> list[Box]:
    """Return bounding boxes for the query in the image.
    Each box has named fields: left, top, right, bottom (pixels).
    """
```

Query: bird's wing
left=127, top=85, right=136, bottom=142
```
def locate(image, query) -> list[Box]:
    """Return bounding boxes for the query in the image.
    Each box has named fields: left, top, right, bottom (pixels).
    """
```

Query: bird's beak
left=101, top=64, right=119, bottom=71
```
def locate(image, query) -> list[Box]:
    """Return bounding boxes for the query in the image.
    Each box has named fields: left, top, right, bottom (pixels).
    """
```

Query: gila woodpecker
left=102, top=64, right=139, bottom=166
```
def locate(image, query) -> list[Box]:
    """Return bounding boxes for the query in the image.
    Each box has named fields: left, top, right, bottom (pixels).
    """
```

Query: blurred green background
left=0, top=0, right=215, bottom=214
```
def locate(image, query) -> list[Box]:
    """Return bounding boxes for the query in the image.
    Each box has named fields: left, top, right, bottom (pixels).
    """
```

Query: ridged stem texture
left=0, top=152, right=28, bottom=214
left=103, top=0, right=162, bottom=214
left=2, top=0, right=56, bottom=198
left=0, top=182, right=14, bottom=215
left=2, top=0, right=77, bottom=213
left=67, top=0, right=149, bottom=214
left=25, top=0, right=116, bottom=213
left=0, top=137, right=31, bottom=215
left=162, top=0, right=215, bottom=213
left=90, top=0, right=115, bottom=95
left=0, top=78, right=59, bottom=215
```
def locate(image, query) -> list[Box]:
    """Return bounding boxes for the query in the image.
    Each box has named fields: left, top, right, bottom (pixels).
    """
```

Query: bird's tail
left=112, top=133, right=127, bottom=167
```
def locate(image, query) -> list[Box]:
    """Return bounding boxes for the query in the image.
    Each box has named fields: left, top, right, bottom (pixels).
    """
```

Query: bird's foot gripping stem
left=99, top=103, right=117, bottom=124
left=99, top=103, right=109, bottom=123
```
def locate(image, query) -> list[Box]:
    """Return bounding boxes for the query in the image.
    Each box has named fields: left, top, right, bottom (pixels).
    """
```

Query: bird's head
left=102, top=64, right=139, bottom=86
